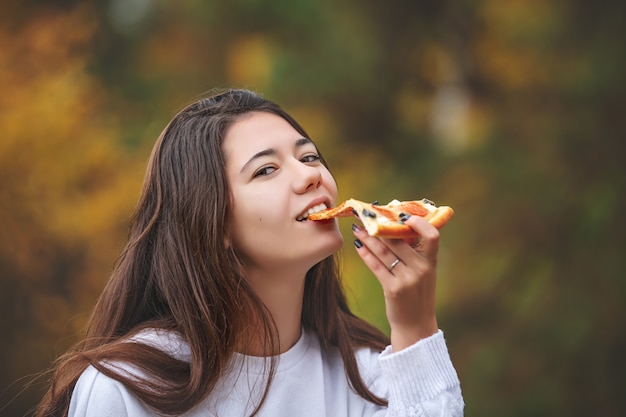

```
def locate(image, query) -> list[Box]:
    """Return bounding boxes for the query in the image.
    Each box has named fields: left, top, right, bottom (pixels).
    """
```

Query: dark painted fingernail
left=351, top=223, right=361, bottom=232
left=354, top=239, right=363, bottom=249
left=399, top=213, right=412, bottom=223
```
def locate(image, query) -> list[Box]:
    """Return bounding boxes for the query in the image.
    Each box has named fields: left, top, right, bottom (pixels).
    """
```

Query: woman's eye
left=253, top=166, right=276, bottom=178
left=300, top=153, right=321, bottom=163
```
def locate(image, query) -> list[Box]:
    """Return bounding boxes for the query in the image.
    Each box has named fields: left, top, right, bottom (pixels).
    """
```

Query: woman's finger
left=352, top=224, right=404, bottom=277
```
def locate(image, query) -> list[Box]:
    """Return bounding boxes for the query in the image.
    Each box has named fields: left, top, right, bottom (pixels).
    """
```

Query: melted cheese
left=388, top=199, right=436, bottom=213
left=375, top=216, right=393, bottom=225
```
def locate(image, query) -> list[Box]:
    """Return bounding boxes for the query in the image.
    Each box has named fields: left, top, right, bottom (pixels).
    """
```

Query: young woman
left=36, top=89, right=464, bottom=416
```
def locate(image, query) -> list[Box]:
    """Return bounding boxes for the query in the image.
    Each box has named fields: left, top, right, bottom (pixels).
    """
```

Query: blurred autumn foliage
left=1, top=0, right=625, bottom=416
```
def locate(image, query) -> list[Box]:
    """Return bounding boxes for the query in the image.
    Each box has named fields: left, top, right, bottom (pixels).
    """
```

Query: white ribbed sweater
left=69, top=329, right=464, bottom=416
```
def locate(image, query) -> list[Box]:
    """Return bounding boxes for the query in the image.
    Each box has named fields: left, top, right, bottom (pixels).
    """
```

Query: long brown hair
left=36, top=89, right=389, bottom=417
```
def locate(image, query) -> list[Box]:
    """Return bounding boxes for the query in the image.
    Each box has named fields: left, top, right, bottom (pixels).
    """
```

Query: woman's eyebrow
left=240, top=138, right=314, bottom=173
left=240, top=148, right=276, bottom=173
left=295, top=137, right=313, bottom=147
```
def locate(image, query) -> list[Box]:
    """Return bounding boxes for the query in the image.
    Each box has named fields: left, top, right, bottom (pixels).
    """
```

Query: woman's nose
left=295, top=164, right=322, bottom=193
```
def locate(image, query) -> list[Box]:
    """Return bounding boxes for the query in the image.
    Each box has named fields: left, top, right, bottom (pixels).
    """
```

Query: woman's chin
left=308, top=234, right=344, bottom=265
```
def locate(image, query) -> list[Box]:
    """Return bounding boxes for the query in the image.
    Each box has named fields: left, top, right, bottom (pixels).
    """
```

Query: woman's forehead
left=223, top=112, right=313, bottom=163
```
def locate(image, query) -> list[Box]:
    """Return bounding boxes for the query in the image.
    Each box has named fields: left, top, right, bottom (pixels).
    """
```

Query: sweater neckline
left=233, top=328, right=312, bottom=374
left=131, top=327, right=313, bottom=374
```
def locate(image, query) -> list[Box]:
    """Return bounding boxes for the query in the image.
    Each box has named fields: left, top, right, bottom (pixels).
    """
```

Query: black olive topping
left=362, top=208, right=377, bottom=218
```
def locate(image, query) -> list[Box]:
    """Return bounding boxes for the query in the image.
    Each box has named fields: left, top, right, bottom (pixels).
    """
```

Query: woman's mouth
left=296, top=203, right=328, bottom=222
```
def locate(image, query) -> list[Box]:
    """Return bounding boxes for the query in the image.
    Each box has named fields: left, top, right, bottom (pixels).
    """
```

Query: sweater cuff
left=378, top=330, right=460, bottom=404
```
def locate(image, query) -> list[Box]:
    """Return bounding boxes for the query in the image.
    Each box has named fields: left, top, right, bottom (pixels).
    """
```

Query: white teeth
left=296, top=203, right=328, bottom=221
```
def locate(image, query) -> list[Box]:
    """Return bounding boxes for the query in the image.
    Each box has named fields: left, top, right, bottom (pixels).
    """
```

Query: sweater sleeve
left=68, top=365, right=154, bottom=417
left=374, top=330, right=464, bottom=417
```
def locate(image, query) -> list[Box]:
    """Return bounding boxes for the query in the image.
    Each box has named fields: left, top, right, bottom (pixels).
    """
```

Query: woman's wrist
left=389, top=318, right=439, bottom=351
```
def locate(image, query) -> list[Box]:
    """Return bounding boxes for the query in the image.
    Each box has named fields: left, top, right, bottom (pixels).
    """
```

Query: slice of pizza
left=308, top=198, right=454, bottom=238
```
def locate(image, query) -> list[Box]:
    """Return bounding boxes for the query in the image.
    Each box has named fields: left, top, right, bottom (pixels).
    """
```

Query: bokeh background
left=1, top=0, right=625, bottom=416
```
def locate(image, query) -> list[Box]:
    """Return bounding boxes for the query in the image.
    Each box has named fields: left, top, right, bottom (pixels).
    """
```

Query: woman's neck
left=241, top=266, right=307, bottom=356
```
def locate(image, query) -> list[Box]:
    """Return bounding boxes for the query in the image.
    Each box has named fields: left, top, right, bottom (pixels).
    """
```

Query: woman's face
left=223, top=111, right=344, bottom=272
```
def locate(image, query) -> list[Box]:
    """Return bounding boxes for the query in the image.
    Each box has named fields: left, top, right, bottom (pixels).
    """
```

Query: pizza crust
left=308, top=198, right=454, bottom=238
